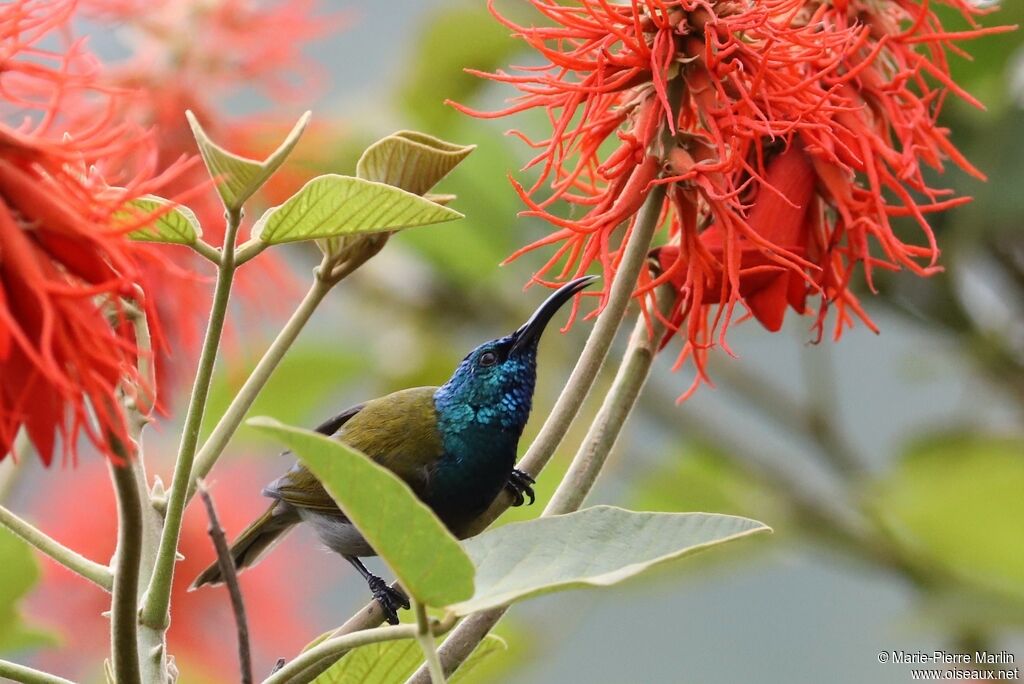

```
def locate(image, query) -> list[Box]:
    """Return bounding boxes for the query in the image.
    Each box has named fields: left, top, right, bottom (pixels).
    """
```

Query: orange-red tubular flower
left=0, top=0, right=185, bottom=464
left=458, top=0, right=1011, bottom=394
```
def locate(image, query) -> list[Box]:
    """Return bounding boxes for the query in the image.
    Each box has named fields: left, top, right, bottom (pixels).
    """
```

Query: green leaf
left=120, top=196, right=202, bottom=245
left=251, top=175, right=463, bottom=245
left=870, top=432, right=1024, bottom=600
left=449, top=506, right=769, bottom=615
left=0, top=526, right=58, bottom=651
left=356, top=131, right=474, bottom=196
left=186, top=109, right=310, bottom=210
left=312, top=634, right=505, bottom=684
left=248, top=417, right=475, bottom=606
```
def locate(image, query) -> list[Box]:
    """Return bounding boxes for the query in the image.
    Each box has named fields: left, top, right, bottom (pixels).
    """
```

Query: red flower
left=0, top=0, right=186, bottom=464
left=458, top=0, right=1012, bottom=394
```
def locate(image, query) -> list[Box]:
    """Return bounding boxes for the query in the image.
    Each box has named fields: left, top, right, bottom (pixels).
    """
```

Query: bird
left=191, top=275, right=597, bottom=624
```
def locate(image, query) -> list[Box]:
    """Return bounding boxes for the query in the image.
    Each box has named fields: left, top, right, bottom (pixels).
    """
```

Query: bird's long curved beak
left=509, top=275, right=599, bottom=355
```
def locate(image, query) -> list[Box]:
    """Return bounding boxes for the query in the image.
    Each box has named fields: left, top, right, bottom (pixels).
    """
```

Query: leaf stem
left=0, top=504, right=113, bottom=591
left=142, top=207, right=241, bottom=629
left=198, top=480, right=253, bottom=684
left=109, top=444, right=144, bottom=684
left=0, top=660, right=75, bottom=684
left=186, top=274, right=334, bottom=504
left=414, top=602, right=446, bottom=684
left=192, top=238, right=222, bottom=265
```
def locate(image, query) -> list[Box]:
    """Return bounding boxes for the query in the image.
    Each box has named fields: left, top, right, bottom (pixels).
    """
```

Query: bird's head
left=435, top=275, right=598, bottom=432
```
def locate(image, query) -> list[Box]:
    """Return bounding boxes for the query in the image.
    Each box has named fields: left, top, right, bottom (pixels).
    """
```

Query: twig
left=0, top=659, right=75, bottom=684
left=143, top=206, right=242, bottom=631
left=0, top=504, right=113, bottom=591
left=197, top=480, right=253, bottom=684
left=186, top=274, right=334, bottom=504
left=109, top=438, right=144, bottom=684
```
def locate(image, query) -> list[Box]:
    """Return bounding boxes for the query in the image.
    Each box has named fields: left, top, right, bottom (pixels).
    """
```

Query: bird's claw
left=367, top=576, right=409, bottom=625
left=505, top=468, right=536, bottom=507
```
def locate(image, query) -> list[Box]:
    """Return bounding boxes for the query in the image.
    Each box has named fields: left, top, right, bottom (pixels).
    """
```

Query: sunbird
left=192, top=275, right=597, bottom=624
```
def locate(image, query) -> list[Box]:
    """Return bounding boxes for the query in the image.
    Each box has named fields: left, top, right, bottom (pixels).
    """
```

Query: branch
left=0, top=504, right=112, bottom=591
left=0, top=659, right=75, bottom=684
left=186, top=274, right=334, bottom=504
left=142, top=206, right=242, bottom=630
left=109, top=439, right=144, bottom=684
left=197, top=480, right=252, bottom=684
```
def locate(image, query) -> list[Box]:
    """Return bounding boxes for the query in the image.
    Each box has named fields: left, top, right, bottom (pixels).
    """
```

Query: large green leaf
left=120, top=196, right=202, bottom=245
left=186, top=110, right=310, bottom=210
left=248, top=418, right=475, bottom=606
left=312, top=634, right=505, bottom=684
left=449, top=506, right=769, bottom=615
left=251, top=175, right=463, bottom=245
left=0, top=526, right=57, bottom=652
left=870, top=433, right=1024, bottom=599
left=356, top=131, right=474, bottom=196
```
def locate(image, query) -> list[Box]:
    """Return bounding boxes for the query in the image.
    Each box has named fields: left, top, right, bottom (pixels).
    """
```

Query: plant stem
left=186, top=275, right=334, bottom=504
left=545, top=283, right=675, bottom=515
left=263, top=617, right=455, bottom=684
left=0, top=660, right=75, bottom=684
left=142, top=207, right=241, bottom=630
left=198, top=480, right=253, bottom=684
left=414, top=602, right=446, bottom=684
left=109, top=443, right=144, bottom=684
left=0, top=504, right=113, bottom=591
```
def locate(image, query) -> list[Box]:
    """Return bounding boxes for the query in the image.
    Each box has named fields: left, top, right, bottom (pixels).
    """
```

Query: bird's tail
left=190, top=503, right=297, bottom=590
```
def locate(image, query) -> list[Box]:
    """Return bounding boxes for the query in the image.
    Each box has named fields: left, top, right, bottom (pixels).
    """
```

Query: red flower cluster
left=0, top=0, right=186, bottom=464
left=458, top=0, right=1011, bottom=394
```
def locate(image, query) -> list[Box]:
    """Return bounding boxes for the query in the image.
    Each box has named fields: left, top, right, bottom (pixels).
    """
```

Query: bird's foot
left=367, top=575, right=409, bottom=625
left=505, top=468, right=536, bottom=507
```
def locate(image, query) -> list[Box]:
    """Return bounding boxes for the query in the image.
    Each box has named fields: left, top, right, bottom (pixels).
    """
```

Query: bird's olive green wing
left=266, top=387, right=443, bottom=511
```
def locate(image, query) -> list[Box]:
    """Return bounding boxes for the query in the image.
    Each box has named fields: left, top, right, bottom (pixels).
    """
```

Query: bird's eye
left=479, top=350, right=498, bottom=367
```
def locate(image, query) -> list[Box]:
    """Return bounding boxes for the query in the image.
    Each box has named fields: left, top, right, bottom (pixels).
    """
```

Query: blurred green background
left=2, top=1, right=1023, bottom=682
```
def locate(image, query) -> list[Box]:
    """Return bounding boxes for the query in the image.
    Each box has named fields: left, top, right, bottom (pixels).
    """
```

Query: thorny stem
left=414, top=602, right=446, bottom=684
left=198, top=481, right=253, bottom=684
left=0, top=504, right=113, bottom=591
left=109, top=440, right=144, bottom=684
left=263, top=616, right=456, bottom=684
left=407, top=202, right=672, bottom=684
left=142, top=206, right=241, bottom=630
left=186, top=273, right=334, bottom=504
left=0, top=660, right=75, bottom=684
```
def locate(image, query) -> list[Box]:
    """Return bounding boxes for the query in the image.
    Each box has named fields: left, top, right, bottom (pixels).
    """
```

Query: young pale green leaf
left=448, top=506, right=770, bottom=615
left=248, top=417, right=475, bottom=606
left=356, top=131, right=474, bottom=196
left=312, top=634, right=505, bottom=684
left=119, top=196, right=202, bottom=245
left=251, top=174, right=463, bottom=245
left=186, top=109, right=310, bottom=210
